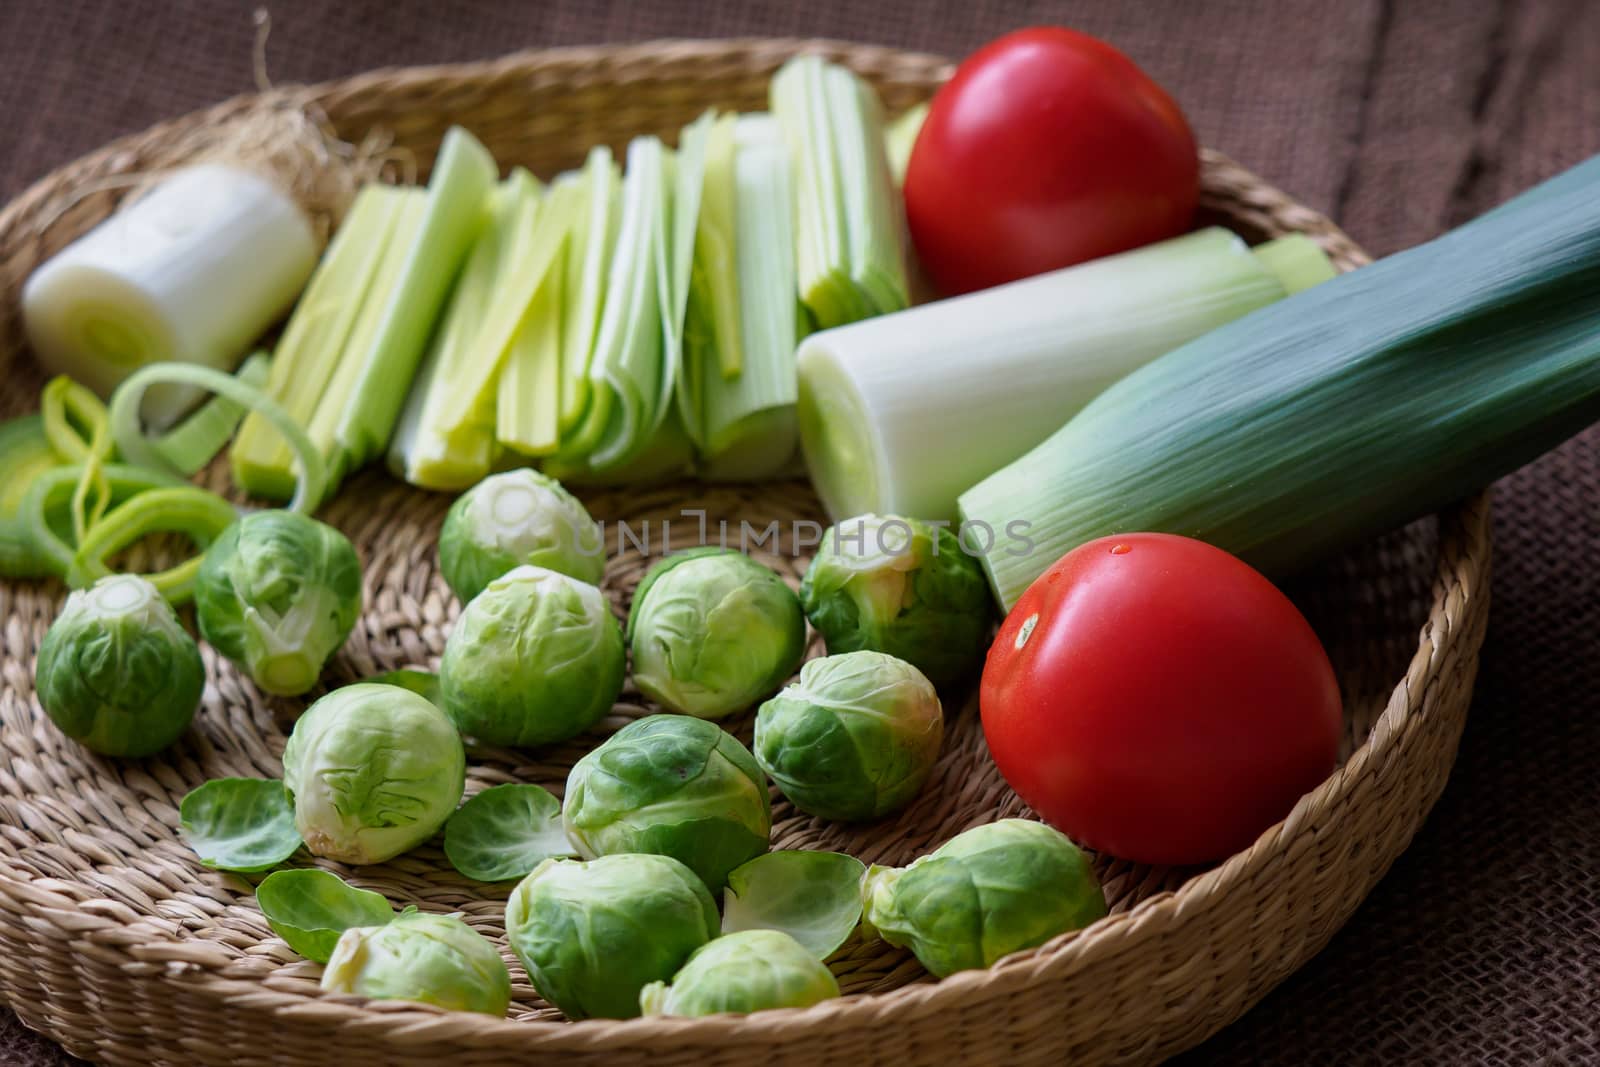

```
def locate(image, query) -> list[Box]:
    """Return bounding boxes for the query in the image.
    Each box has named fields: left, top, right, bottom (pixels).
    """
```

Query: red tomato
left=980, top=534, right=1341, bottom=866
left=904, top=27, right=1199, bottom=295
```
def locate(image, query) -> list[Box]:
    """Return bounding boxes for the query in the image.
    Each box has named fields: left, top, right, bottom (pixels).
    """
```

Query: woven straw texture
left=0, top=40, right=1490, bottom=1067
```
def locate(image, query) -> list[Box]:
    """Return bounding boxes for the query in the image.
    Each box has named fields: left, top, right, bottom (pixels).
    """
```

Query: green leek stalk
left=554, top=116, right=712, bottom=480
left=497, top=175, right=586, bottom=458
left=771, top=55, right=908, bottom=329
left=680, top=114, right=803, bottom=481
left=153, top=352, right=271, bottom=476
left=559, top=147, right=622, bottom=437
left=797, top=228, right=1333, bottom=523
left=231, top=185, right=416, bottom=499
left=0, top=415, right=67, bottom=577
left=496, top=267, right=565, bottom=457
left=332, top=127, right=497, bottom=470
left=960, top=151, right=1600, bottom=607
left=556, top=136, right=668, bottom=466
left=304, top=192, right=429, bottom=490
left=392, top=169, right=570, bottom=489
left=885, top=103, right=928, bottom=185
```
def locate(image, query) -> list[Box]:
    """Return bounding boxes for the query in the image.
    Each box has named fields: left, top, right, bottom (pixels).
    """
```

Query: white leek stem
left=23, top=164, right=316, bottom=429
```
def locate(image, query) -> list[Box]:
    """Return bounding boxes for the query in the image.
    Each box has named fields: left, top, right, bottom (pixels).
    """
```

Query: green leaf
left=179, top=778, right=302, bottom=873
left=722, top=849, right=867, bottom=959
left=443, top=784, right=577, bottom=882
left=366, top=668, right=442, bottom=706
left=255, top=868, right=395, bottom=963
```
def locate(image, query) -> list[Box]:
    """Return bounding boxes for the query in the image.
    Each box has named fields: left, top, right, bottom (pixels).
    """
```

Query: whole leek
left=797, top=228, right=1333, bottom=522
left=960, top=152, right=1600, bottom=606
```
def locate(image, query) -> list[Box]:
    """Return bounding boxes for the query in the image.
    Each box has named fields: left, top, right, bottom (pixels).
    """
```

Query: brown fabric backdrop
left=2, top=0, right=1598, bottom=1062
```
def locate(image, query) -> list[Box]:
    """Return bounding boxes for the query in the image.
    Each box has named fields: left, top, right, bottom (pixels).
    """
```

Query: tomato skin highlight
left=979, top=533, right=1342, bottom=866
left=904, top=27, right=1200, bottom=296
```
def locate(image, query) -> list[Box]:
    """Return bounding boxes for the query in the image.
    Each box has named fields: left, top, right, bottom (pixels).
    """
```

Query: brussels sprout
left=639, top=929, right=840, bottom=1017
left=505, top=854, right=719, bottom=1020
left=439, top=565, right=624, bottom=747
left=35, top=574, right=203, bottom=756
left=438, top=469, right=605, bottom=603
left=799, top=515, right=990, bottom=688
left=321, top=910, right=511, bottom=1016
left=281, top=683, right=466, bottom=865
left=195, top=510, right=362, bottom=697
left=860, top=819, right=1107, bottom=977
left=628, top=547, right=807, bottom=719
left=754, top=651, right=943, bottom=821
left=563, top=714, right=771, bottom=893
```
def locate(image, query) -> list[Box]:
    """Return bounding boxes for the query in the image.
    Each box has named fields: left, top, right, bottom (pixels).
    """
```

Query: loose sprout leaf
left=444, top=783, right=577, bottom=882
left=255, top=868, right=395, bottom=963
left=179, top=778, right=302, bottom=873
left=366, top=669, right=442, bottom=706
left=722, top=849, right=867, bottom=959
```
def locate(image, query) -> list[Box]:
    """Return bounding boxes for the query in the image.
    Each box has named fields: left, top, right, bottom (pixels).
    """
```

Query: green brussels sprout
left=321, top=910, right=511, bottom=1016
left=628, top=547, right=806, bottom=719
left=438, top=469, right=605, bottom=603
left=195, top=510, right=362, bottom=697
left=799, top=515, right=991, bottom=688
left=505, top=854, right=719, bottom=1020
left=860, top=819, right=1107, bottom=977
left=34, top=574, right=203, bottom=757
left=754, top=651, right=943, bottom=821
left=639, top=929, right=840, bottom=1017
left=563, top=715, right=771, bottom=892
left=439, top=565, right=624, bottom=746
left=281, top=683, right=466, bottom=865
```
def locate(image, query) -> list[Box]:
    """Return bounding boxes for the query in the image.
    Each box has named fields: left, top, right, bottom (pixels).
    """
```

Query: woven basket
left=0, top=39, right=1489, bottom=1067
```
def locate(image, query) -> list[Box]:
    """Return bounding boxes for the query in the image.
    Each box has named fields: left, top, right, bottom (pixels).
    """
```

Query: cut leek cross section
left=155, top=351, right=271, bottom=477
left=771, top=56, right=908, bottom=329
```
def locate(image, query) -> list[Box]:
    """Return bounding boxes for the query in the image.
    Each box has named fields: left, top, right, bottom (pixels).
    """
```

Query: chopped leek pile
left=370, top=60, right=895, bottom=491
left=228, top=58, right=897, bottom=497
left=0, top=358, right=305, bottom=604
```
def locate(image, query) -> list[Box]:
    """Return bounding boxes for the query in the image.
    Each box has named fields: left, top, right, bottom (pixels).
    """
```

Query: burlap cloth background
left=1, top=0, right=1596, bottom=1063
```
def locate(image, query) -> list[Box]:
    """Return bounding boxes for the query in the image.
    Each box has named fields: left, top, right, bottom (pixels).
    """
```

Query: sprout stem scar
left=90, top=575, right=152, bottom=614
